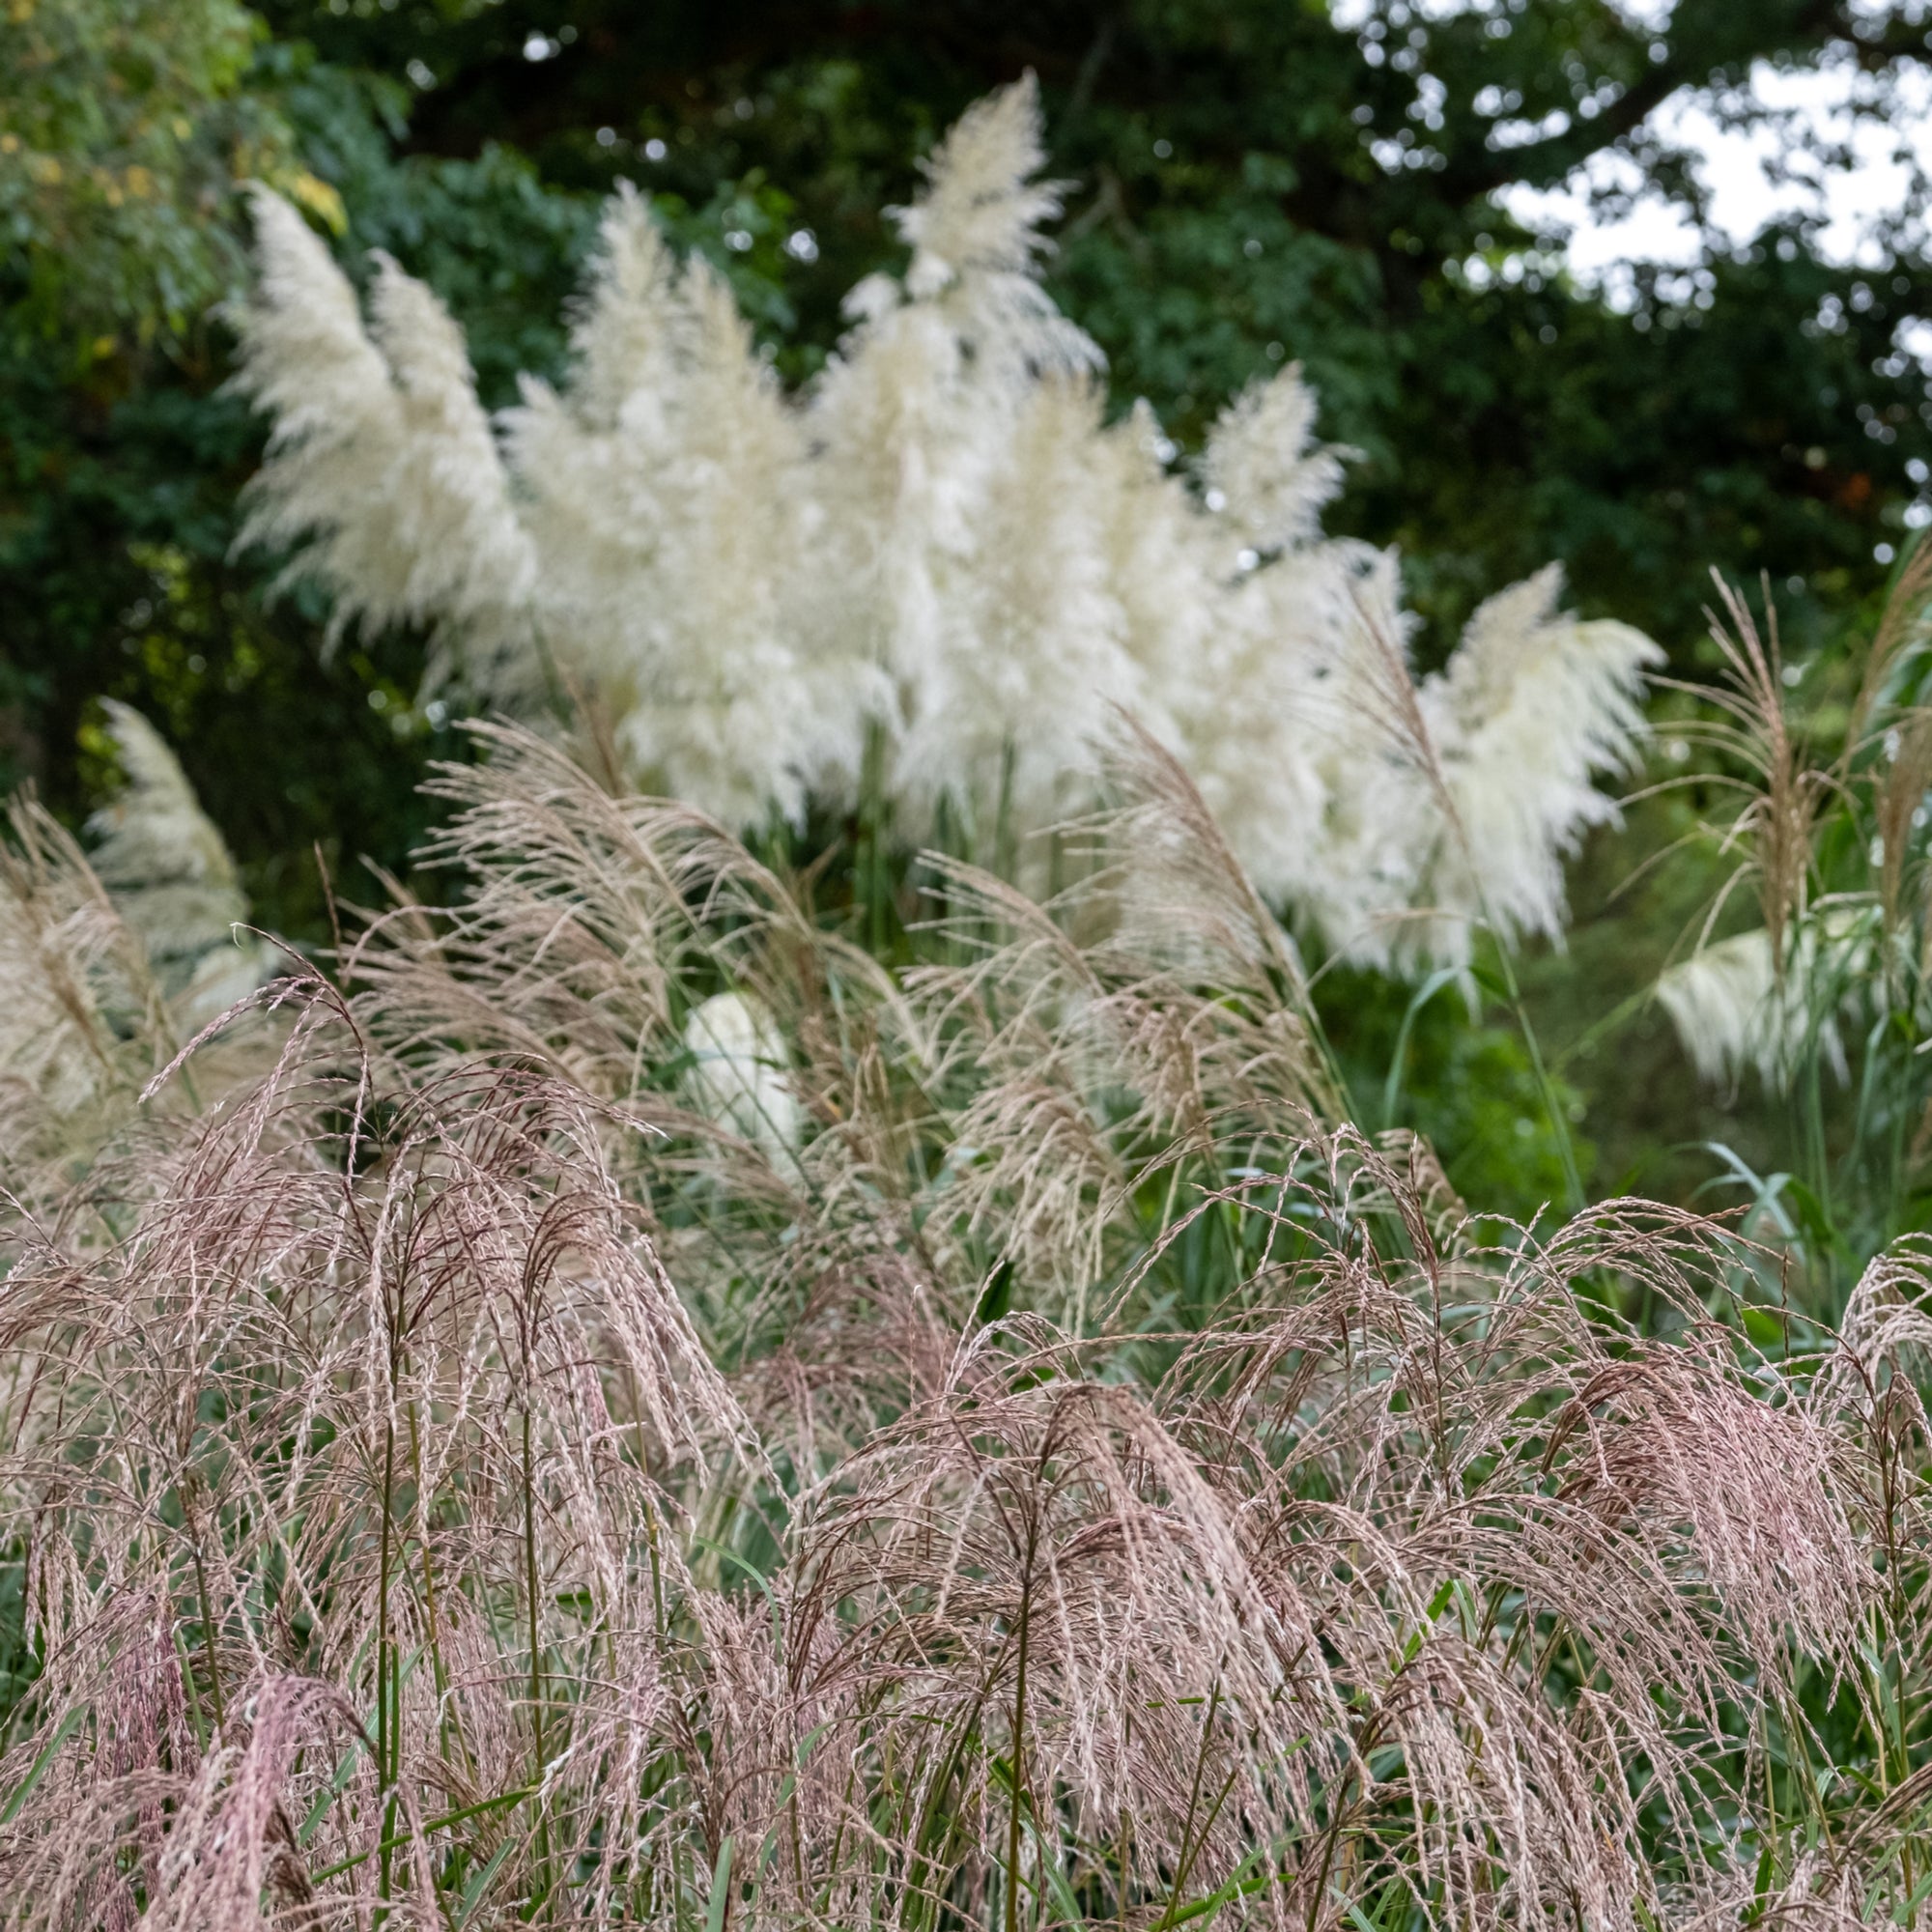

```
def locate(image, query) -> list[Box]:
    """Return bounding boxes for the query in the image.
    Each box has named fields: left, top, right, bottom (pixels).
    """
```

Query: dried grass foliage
left=0, top=709, right=279, bottom=1223
left=5, top=725, right=1932, bottom=1928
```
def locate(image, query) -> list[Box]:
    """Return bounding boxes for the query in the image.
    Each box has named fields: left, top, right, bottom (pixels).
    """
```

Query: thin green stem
left=187, top=1508, right=226, bottom=1737
left=376, top=1411, right=397, bottom=1923
left=523, top=1401, right=553, bottom=1920
left=1006, top=1526, right=1036, bottom=1932
left=1488, top=935, right=1584, bottom=1212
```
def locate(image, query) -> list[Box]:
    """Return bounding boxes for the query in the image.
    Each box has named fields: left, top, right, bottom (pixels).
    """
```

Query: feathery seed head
left=231, top=94, right=1657, bottom=978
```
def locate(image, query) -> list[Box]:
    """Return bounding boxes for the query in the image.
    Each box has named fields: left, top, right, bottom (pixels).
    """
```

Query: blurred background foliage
left=6, top=0, right=1932, bottom=1216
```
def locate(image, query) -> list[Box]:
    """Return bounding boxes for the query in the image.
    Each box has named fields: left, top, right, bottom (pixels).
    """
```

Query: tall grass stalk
left=1654, top=549, right=1932, bottom=1298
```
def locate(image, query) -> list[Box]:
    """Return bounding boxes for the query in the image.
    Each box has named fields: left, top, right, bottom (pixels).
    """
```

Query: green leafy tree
left=0, top=0, right=329, bottom=352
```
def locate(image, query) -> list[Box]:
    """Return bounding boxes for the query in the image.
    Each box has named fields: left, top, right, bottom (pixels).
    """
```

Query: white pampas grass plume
left=1199, top=364, right=1350, bottom=553
left=1226, top=543, right=1431, bottom=960
left=1169, top=370, right=1397, bottom=946
left=896, top=71, right=1060, bottom=281
left=0, top=713, right=273, bottom=1187
left=563, top=180, right=681, bottom=429
left=231, top=87, right=1660, bottom=977
left=1418, top=564, right=1662, bottom=961
left=893, top=72, right=1077, bottom=341
left=1659, top=914, right=1866, bottom=1090
left=1658, top=929, right=1780, bottom=1088
left=498, top=190, right=690, bottom=748
left=805, top=73, right=1106, bottom=831
left=0, top=714, right=284, bottom=1204
left=229, top=189, right=535, bottom=697
left=87, top=701, right=271, bottom=1021
left=684, top=990, right=801, bottom=1164
left=615, top=258, right=829, bottom=822
left=896, top=375, right=1139, bottom=837
left=508, top=235, right=864, bottom=825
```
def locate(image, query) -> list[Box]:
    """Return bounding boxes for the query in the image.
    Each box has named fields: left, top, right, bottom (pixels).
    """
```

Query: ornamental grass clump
left=6, top=721, right=1932, bottom=1928
left=0, top=703, right=275, bottom=1219
left=1654, top=547, right=1932, bottom=1283
left=228, top=77, right=1656, bottom=972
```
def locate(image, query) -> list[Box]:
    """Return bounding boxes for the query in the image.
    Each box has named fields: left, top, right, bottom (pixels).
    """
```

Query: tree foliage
left=0, top=0, right=327, bottom=352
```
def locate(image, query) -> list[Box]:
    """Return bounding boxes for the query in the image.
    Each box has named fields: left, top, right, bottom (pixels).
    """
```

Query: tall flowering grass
left=0, top=703, right=273, bottom=1211
left=5, top=722, right=1932, bottom=1928
left=9, top=71, right=1932, bottom=1922
left=1654, top=548, right=1932, bottom=1286
left=227, top=78, right=1657, bottom=971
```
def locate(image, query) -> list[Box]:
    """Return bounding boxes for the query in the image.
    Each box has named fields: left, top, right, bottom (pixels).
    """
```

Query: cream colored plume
left=1200, top=367, right=1350, bottom=553
left=1658, top=915, right=1867, bottom=1091
left=228, top=186, right=536, bottom=699
left=1179, top=384, right=1383, bottom=942
left=233, top=78, right=1658, bottom=972
left=87, top=701, right=274, bottom=1023
left=683, top=990, right=801, bottom=1166
left=1418, top=565, right=1661, bottom=961
left=1, top=707, right=275, bottom=1192
left=504, top=213, right=866, bottom=826
left=895, top=73, right=1065, bottom=290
